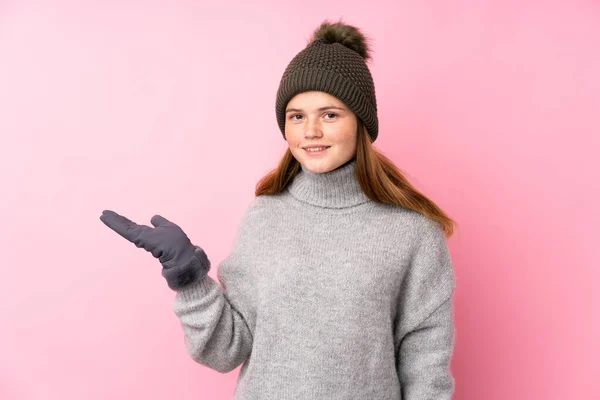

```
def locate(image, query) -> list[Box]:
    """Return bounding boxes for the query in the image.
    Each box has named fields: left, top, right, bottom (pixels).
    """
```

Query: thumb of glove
left=150, top=214, right=176, bottom=229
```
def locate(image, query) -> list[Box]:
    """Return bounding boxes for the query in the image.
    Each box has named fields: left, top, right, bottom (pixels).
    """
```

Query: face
left=285, top=91, right=358, bottom=174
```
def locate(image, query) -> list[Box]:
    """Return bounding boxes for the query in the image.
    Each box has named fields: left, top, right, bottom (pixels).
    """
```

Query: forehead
left=287, top=91, right=346, bottom=109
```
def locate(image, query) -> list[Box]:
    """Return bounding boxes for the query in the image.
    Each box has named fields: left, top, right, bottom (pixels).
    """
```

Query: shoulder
left=235, top=193, right=285, bottom=231
left=405, top=212, right=454, bottom=286
left=243, top=193, right=284, bottom=216
left=368, top=202, right=444, bottom=243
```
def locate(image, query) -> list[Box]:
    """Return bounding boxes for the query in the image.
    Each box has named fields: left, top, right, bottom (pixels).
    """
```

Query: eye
left=289, top=114, right=303, bottom=121
left=324, top=112, right=338, bottom=120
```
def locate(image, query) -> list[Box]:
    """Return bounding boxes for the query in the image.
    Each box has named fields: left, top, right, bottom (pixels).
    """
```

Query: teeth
left=306, top=147, right=328, bottom=152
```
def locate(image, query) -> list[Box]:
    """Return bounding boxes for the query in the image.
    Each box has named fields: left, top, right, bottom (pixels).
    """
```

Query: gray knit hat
left=275, top=20, right=379, bottom=143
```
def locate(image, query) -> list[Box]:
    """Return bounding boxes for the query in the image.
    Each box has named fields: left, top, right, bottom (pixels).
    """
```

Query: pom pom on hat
left=309, top=19, right=372, bottom=62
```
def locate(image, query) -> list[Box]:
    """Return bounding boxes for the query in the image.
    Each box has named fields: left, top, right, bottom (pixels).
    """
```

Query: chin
left=300, top=158, right=345, bottom=174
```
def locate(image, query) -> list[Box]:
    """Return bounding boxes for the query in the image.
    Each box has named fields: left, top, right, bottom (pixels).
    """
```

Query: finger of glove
left=131, top=225, right=163, bottom=254
left=100, top=210, right=143, bottom=242
left=134, top=227, right=182, bottom=263
left=151, top=214, right=178, bottom=229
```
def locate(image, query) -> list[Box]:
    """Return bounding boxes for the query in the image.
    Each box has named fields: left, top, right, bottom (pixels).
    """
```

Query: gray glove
left=99, top=210, right=210, bottom=290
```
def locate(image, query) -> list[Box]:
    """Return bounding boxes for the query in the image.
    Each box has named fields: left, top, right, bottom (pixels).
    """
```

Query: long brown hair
left=256, top=120, right=457, bottom=237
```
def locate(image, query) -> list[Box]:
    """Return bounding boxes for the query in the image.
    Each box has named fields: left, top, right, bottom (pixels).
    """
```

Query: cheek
left=285, top=129, right=300, bottom=147
left=285, top=124, right=304, bottom=142
left=326, top=123, right=356, bottom=144
left=284, top=122, right=292, bottom=137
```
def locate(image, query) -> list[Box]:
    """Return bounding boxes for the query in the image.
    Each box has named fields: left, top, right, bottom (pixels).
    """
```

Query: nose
left=304, top=117, right=323, bottom=138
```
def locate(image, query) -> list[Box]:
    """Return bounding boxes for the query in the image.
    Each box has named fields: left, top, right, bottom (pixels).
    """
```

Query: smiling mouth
left=304, top=146, right=330, bottom=152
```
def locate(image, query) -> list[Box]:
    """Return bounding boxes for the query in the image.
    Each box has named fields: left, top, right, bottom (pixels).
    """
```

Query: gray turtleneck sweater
left=172, top=160, right=456, bottom=399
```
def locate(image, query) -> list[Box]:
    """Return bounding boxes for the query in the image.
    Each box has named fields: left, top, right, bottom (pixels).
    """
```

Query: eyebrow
left=285, top=106, right=346, bottom=114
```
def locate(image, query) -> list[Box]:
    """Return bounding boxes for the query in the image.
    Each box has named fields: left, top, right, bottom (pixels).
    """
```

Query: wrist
left=161, top=246, right=211, bottom=291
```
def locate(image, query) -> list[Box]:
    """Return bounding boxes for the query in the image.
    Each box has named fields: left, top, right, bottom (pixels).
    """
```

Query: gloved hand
left=99, top=210, right=210, bottom=290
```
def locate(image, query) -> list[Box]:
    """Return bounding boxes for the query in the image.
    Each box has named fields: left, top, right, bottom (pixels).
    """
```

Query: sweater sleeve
left=395, top=220, right=456, bottom=399
left=169, top=201, right=259, bottom=374
left=170, top=276, right=253, bottom=373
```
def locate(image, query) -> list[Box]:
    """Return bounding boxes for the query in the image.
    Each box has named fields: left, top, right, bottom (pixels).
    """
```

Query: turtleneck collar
left=286, top=159, right=371, bottom=209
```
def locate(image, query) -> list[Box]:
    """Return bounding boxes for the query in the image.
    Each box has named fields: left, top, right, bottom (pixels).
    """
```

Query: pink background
left=1, top=1, right=598, bottom=399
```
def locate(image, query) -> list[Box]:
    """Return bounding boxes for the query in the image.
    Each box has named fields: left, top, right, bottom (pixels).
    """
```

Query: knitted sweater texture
left=172, top=160, right=456, bottom=399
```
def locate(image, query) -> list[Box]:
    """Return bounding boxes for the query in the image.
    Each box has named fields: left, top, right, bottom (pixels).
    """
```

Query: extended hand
left=99, top=210, right=210, bottom=290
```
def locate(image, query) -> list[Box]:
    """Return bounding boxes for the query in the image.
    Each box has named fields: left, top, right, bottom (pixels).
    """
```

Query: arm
left=395, top=220, right=456, bottom=399
left=171, top=272, right=253, bottom=374
left=398, top=294, right=455, bottom=399
left=169, top=200, right=261, bottom=374
left=99, top=209, right=255, bottom=374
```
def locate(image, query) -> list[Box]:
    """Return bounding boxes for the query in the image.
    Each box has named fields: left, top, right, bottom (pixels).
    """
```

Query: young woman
left=100, top=20, right=457, bottom=400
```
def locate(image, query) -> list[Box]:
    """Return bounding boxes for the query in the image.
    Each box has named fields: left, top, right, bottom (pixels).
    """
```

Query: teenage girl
left=100, top=19, right=457, bottom=400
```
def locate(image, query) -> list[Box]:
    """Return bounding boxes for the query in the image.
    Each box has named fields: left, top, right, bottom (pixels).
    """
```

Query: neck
left=286, top=159, right=371, bottom=209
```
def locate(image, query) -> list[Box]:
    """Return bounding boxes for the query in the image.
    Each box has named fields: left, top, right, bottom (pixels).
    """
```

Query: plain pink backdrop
left=1, top=1, right=598, bottom=399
